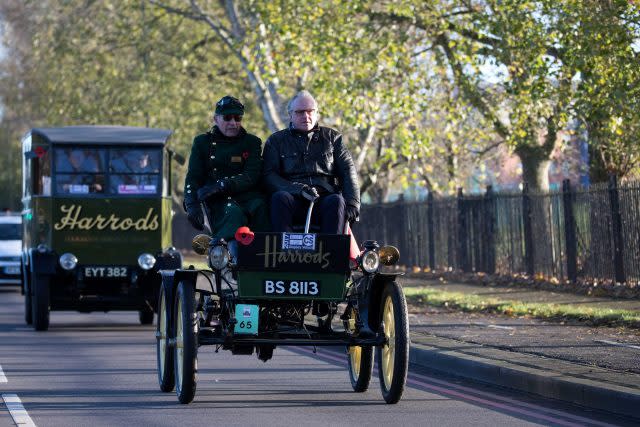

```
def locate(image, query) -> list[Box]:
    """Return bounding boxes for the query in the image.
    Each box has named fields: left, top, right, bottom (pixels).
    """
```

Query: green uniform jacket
left=184, top=127, right=269, bottom=239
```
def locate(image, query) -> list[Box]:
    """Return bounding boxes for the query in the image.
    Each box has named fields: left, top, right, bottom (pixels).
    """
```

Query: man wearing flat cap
left=183, top=95, right=269, bottom=246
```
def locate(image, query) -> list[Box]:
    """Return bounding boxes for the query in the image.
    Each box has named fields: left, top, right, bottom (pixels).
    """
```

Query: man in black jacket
left=263, top=90, right=360, bottom=233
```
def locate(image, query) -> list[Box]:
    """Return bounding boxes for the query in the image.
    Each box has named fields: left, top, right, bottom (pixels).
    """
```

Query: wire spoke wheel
left=156, top=281, right=174, bottom=392
left=174, top=281, right=197, bottom=404
left=376, top=281, right=409, bottom=404
left=345, top=307, right=373, bottom=392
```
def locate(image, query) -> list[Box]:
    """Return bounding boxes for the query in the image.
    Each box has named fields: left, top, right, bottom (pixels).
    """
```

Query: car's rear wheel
left=31, top=273, right=50, bottom=331
left=174, top=281, right=197, bottom=404
left=156, top=280, right=175, bottom=392
left=376, top=281, right=409, bottom=404
left=345, top=307, right=373, bottom=392
left=348, top=344, right=373, bottom=392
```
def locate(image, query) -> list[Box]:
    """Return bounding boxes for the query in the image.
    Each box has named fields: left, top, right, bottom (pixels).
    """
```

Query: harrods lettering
left=54, top=204, right=159, bottom=231
left=257, top=235, right=331, bottom=269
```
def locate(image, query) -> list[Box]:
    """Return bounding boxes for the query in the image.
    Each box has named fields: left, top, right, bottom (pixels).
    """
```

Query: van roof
left=29, top=126, right=172, bottom=145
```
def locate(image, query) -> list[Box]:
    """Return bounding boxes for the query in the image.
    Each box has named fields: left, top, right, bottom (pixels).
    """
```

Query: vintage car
left=156, top=200, right=409, bottom=404
left=0, top=214, right=23, bottom=287
left=21, top=126, right=183, bottom=331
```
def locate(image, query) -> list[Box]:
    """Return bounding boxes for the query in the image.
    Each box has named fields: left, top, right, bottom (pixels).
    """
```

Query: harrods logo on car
left=257, top=235, right=331, bottom=269
left=53, top=204, right=159, bottom=231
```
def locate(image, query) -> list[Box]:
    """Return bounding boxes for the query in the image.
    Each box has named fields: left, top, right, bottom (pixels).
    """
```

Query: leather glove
left=184, top=201, right=204, bottom=231
left=300, top=185, right=320, bottom=202
left=197, top=180, right=227, bottom=202
left=345, top=204, right=359, bottom=223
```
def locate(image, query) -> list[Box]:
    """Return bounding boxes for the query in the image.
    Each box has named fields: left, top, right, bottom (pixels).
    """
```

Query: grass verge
left=403, top=287, right=640, bottom=329
left=182, top=254, right=208, bottom=270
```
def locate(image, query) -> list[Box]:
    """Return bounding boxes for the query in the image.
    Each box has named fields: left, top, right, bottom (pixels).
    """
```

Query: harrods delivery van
left=21, top=126, right=183, bottom=330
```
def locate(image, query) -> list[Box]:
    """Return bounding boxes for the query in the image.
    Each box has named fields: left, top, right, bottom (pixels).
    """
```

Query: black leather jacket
left=263, top=125, right=360, bottom=209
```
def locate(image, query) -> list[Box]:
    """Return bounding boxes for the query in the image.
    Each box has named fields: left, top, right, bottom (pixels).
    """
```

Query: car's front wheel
left=376, top=281, right=409, bottom=404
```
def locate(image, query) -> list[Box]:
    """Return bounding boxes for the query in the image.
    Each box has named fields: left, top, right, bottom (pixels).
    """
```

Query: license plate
left=83, top=266, right=128, bottom=278
left=4, top=266, right=20, bottom=275
left=263, top=279, right=320, bottom=297
left=234, top=304, right=258, bottom=335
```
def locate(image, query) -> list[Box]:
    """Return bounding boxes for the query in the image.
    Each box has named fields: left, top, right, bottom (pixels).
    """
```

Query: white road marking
left=0, top=365, right=6, bottom=383
left=594, top=339, right=640, bottom=350
left=472, top=322, right=515, bottom=330
left=486, top=324, right=515, bottom=330
left=2, top=394, right=36, bottom=427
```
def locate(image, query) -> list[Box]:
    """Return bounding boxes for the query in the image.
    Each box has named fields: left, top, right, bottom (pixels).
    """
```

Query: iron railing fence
left=353, top=177, right=640, bottom=287
left=170, top=176, right=640, bottom=287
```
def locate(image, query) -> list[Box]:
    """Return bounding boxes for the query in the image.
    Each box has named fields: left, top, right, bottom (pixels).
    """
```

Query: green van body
left=21, top=126, right=182, bottom=327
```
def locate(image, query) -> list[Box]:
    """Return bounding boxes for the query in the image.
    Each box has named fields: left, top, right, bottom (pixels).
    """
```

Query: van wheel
left=24, top=284, right=32, bottom=325
left=23, top=266, right=32, bottom=325
left=139, top=308, right=154, bottom=325
left=31, top=274, right=50, bottom=331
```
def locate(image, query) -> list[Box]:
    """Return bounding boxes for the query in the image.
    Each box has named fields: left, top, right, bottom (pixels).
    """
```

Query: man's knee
left=323, top=193, right=346, bottom=210
left=271, top=190, right=294, bottom=208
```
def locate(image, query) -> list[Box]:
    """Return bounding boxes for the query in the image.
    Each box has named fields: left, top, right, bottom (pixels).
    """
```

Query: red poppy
left=235, top=226, right=254, bottom=245
left=242, top=151, right=249, bottom=159
left=34, top=146, right=46, bottom=158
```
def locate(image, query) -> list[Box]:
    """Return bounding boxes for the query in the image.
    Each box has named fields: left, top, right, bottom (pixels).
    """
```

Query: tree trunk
left=515, top=144, right=554, bottom=278
left=588, top=143, right=608, bottom=184
left=516, top=145, right=552, bottom=191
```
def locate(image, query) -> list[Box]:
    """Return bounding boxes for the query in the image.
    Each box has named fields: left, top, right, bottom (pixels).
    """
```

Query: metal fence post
left=395, top=194, right=410, bottom=267
left=427, top=192, right=435, bottom=270
left=484, top=185, right=496, bottom=275
left=457, top=188, right=469, bottom=272
left=562, top=179, right=577, bottom=282
left=608, top=175, right=626, bottom=284
left=522, top=182, right=534, bottom=276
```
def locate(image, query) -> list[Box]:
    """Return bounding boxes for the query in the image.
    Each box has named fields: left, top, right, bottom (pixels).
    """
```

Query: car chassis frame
left=156, top=203, right=409, bottom=404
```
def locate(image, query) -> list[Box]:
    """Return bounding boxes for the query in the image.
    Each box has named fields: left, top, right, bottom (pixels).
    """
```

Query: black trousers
left=270, top=191, right=346, bottom=234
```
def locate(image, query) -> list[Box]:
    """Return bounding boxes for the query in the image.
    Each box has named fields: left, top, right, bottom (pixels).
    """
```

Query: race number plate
left=83, top=266, right=128, bottom=279
left=234, top=304, right=259, bottom=335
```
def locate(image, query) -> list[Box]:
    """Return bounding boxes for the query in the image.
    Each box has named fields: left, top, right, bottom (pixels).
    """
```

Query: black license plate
left=83, top=266, right=128, bottom=279
left=263, top=279, right=320, bottom=297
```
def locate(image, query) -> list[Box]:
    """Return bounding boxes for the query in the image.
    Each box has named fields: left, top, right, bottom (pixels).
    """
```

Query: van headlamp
left=59, top=253, right=78, bottom=271
left=209, top=245, right=230, bottom=270
left=138, top=253, right=156, bottom=270
left=361, top=250, right=380, bottom=273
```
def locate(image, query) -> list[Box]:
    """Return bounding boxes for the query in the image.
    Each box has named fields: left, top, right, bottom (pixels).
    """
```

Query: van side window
left=39, top=149, right=51, bottom=196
